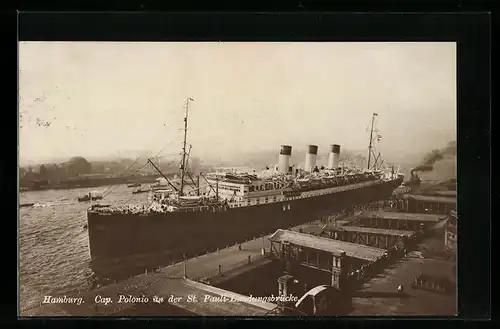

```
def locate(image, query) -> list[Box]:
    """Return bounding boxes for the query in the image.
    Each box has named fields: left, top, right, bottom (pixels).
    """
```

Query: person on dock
left=397, top=284, right=404, bottom=293
left=238, top=244, right=242, bottom=251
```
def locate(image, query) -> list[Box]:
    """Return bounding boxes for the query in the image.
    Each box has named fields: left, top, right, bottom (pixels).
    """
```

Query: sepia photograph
left=19, top=41, right=457, bottom=317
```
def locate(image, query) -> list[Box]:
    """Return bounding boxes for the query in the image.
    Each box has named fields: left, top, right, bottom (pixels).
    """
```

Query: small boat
left=132, top=188, right=150, bottom=194
left=127, top=183, right=141, bottom=188
left=91, top=204, right=111, bottom=208
left=78, top=195, right=103, bottom=202
left=78, top=192, right=103, bottom=202
left=19, top=203, right=35, bottom=208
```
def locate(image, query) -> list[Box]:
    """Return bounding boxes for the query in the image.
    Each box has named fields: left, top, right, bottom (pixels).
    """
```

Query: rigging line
left=185, top=171, right=197, bottom=189
left=104, top=118, right=180, bottom=197
left=154, top=154, right=181, bottom=159
left=200, top=173, right=217, bottom=195
left=152, top=112, right=186, bottom=158
left=102, top=161, right=151, bottom=198
left=102, top=141, right=178, bottom=198
left=121, top=188, right=144, bottom=205
left=100, top=155, right=144, bottom=196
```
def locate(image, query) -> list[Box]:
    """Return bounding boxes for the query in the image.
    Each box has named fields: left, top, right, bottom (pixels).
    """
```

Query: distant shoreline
left=19, top=175, right=161, bottom=192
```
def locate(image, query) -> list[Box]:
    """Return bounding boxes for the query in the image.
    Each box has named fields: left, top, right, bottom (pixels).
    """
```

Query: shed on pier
left=325, top=226, right=416, bottom=250
left=391, top=195, right=456, bottom=214
left=355, top=211, right=446, bottom=231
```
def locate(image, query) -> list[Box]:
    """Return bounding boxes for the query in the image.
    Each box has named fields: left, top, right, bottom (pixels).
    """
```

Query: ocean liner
left=86, top=100, right=404, bottom=270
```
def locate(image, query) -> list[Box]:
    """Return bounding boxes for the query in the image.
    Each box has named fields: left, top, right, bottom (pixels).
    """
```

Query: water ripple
left=19, top=184, right=143, bottom=312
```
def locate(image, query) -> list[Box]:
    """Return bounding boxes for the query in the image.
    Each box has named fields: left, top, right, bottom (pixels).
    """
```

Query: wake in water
left=32, top=201, right=75, bottom=208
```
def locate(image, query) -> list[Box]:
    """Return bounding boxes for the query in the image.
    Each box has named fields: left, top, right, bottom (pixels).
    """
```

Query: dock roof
left=432, top=191, right=457, bottom=197
left=402, top=194, right=456, bottom=204
left=153, top=279, right=278, bottom=316
left=358, top=211, right=447, bottom=222
left=269, top=229, right=386, bottom=262
left=43, top=277, right=277, bottom=316
left=329, top=226, right=415, bottom=237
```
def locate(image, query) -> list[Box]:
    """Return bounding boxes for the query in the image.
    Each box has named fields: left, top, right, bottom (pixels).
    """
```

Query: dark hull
left=87, top=177, right=402, bottom=279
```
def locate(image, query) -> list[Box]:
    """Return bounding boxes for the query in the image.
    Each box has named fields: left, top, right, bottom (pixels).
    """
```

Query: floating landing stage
left=269, top=229, right=386, bottom=263
left=351, top=242, right=456, bottom=315
left=402, top=195, right=456, bottom=204
left=355, top=211, right=448, bottom=231
left=294, top=222, right=415, bottom=238
left=358, top=211, right=447, bottom=222
left=329, top=225, right=415, bottom=237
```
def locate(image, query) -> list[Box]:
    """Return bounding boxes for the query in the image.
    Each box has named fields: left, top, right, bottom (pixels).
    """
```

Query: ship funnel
left=327, top=144, right=341, bottom=169
left=304, top=145, right=318, bottom=172
left=278, top=145, right=292, bottom=174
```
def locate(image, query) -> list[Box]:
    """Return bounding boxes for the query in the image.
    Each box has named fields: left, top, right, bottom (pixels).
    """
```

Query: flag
left=188, top=97, right=195, bottom=101
left=373, top=112, right=378, bottom=116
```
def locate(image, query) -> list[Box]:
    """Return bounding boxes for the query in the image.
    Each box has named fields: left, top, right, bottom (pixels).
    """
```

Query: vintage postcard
left=19, top=41, right=457, bottom=317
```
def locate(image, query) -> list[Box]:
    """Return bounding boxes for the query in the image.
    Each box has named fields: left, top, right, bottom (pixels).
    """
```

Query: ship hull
left=87, top=177, right=402, bottom=279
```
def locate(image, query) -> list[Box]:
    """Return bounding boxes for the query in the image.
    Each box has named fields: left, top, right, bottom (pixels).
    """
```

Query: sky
left=19, top=42, right=456, bottom=165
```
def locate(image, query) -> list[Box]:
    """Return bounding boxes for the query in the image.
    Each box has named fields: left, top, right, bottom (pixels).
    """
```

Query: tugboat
left=78, top=192, right=103, bottom=202
left=402, top=171, right=422, bottom=191
left=19, top=203, right=35, bottom=208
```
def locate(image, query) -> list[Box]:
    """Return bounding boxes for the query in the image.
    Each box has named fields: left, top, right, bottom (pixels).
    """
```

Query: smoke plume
left=412, top=141, right=456, bottom=181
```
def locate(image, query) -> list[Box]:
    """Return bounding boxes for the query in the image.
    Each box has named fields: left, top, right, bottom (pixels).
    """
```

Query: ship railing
left=171, top=204, right=230, bottom=212
left=171, top=205, right=210, bottom=212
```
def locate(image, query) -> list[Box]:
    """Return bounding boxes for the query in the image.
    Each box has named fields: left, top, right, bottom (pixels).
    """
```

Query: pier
left=392, top=195, right=456, bottom=214
left=354, top=211, right=447, bottom=231
left=319, top=225, right=415, bottom=250
left=268, top=229, right=386, bottom=291
left=22, top=208, right=456, bottom=317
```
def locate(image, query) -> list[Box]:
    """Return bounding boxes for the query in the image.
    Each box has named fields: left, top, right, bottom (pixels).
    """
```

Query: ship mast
left=367, top=112, right=377, bottom=170
left=180, top=97, right=194, bottom=197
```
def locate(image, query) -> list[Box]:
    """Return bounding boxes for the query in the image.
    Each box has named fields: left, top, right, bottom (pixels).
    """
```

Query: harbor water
left=18, top=184, right=149, bottom=313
